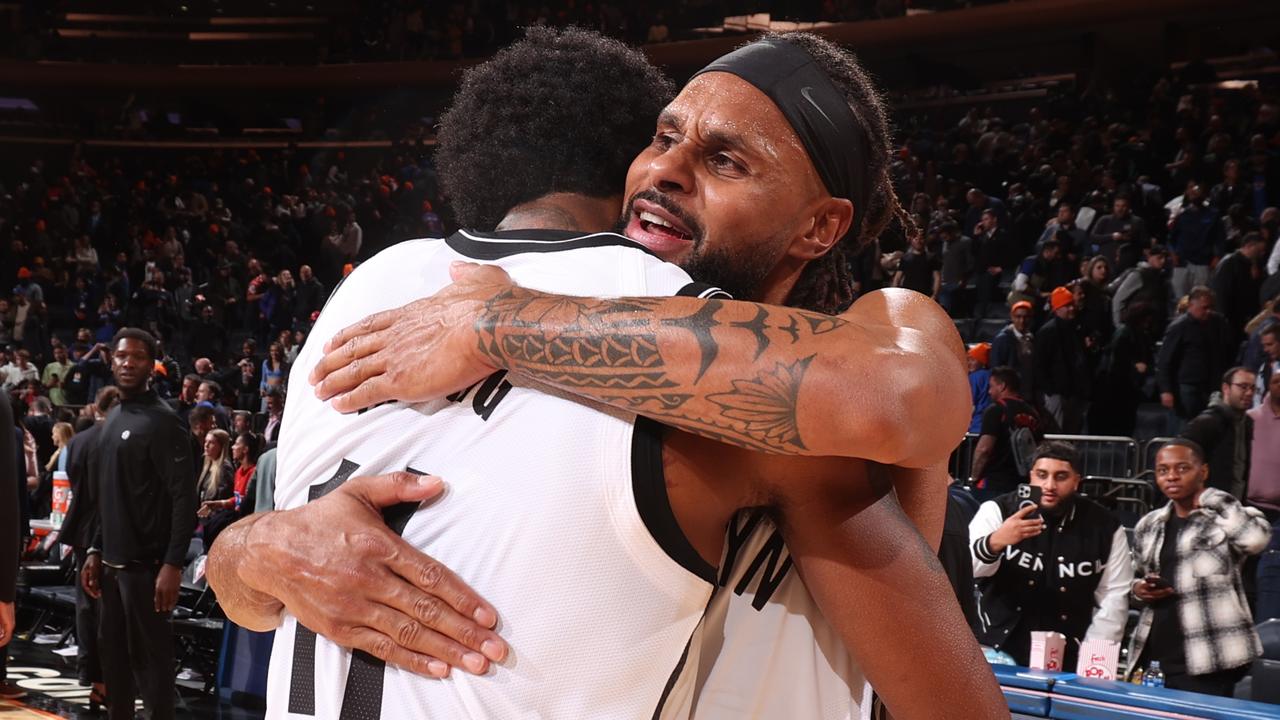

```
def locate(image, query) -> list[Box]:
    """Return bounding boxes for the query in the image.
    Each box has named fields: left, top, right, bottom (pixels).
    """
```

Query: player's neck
left=495, top=193, right=620, bottom=234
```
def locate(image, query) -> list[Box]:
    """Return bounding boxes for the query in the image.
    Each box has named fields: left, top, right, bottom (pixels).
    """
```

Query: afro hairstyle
left=435, top=26, right=675, bottom=230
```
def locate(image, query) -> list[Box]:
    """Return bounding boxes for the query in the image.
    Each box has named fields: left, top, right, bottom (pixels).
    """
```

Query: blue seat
left=1051, top=675, right=1280, bottom=719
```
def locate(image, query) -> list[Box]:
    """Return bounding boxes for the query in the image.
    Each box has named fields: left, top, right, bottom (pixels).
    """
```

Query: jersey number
left=287, top=459, right=422, bottom=719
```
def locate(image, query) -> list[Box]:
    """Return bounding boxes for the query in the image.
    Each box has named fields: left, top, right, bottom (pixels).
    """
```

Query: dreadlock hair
left=763, top=32, right=914, bottom=315
left=436, top=26, right=675, bottom=230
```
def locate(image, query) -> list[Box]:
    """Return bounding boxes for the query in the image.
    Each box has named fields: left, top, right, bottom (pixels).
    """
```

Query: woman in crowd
left=196, top=428, right=233, bottom=509
left=259, top=342, right=290, bottom=411
left=200, top=431, right=259, bottom=549
left=35, top=422, right=74, bottom=518
left=1077, top=259, right=1116, bottom=353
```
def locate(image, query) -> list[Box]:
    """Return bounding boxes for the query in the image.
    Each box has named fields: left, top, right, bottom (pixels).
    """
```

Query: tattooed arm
left=312, top=263, right=969, bottom=467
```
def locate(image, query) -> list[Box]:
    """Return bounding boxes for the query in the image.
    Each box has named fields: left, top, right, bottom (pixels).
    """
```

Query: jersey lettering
left=720, top=513, right=794, bottom=610
left=445, top=370, right=514, bottom=422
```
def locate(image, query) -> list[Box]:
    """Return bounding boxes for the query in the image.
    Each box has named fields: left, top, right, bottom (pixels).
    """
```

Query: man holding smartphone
left=969, top=441, right=1132, bottom=668
left=1126, top=439, right=1271, bottom=695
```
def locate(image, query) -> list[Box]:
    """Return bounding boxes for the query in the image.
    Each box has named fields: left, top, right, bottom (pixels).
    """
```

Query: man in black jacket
left=991, top=301, right=1036, bottom=402
left=969, top=442, right=1132, bottom=669
left=1181, top=367, right=1257, bottom=500
left=1210, top=231, right=1266, bottom=345
left=293, top=263, right=327, bottom=328
left=1157, top=286, right=1234, bottom=422
left=81, top=328, right=196, bottom=720
left=972, top=208, right=1017, bottom=332
left=1035, top=287, right=1090, bottom=433
left=58, top=385, right=119, bottom=698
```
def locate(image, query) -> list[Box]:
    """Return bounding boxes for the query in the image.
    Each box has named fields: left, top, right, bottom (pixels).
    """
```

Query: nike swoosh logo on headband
left=800, top=86, right=837, bottom=129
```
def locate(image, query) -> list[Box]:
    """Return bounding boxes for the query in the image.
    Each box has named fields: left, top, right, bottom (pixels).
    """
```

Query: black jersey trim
left=675, top=281, right=731, bottom=300
left=446, top=228, right=662, bottom=261
left=631, top=417, right=717, bottom=584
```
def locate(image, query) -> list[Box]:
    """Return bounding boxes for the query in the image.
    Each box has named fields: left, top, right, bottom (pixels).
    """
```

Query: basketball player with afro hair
left=214, top=28, right=1006, bottom=719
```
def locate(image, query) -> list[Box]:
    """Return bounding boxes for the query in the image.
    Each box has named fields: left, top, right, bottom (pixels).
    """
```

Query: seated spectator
left=186, top=405, right=216, bottom=479
left=170, top=374, right=200, bottom=421
left=261, top=388, right=286, bottom=445
left=196, top=379, right=230, bottom=429
left=1181, top=367, right=1256, bottom=500
left=231, top=411, right=252, bottom=441
left=967, top=343, right=992, bottom=434
left=969, top=441, right=1131, bottom=670
left=1127, top=439, right=1271, bottom=696
left=200, top=431, right=259, bottom=550
left=196, top=429, right=233, bottom=508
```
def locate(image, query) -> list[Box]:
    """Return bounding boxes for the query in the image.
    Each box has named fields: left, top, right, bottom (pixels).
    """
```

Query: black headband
left=693, top=37, right=869, bottom=243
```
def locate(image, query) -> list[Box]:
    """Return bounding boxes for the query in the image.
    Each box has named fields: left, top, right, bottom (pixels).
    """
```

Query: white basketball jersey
left=267, top=229, right=722, bottom=719
left=661, top=511, right=877, bottom=720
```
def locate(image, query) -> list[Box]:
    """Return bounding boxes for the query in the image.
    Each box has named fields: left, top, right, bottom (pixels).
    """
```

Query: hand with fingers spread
left=311, top=262, right=513, bottom=413
left=206, top=471, right=507, bottom=678
left=986, top=503, right=1045, bottom=554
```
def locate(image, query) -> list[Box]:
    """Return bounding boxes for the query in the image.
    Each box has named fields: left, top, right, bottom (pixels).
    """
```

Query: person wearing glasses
left=1126, top=439, right=1271, bottom=696
left=1181, top=367, right=1257, bottom=501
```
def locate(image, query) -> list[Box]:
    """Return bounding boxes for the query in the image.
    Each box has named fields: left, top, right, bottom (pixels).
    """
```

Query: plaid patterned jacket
left=1125, top=488, right=1272, bottom=678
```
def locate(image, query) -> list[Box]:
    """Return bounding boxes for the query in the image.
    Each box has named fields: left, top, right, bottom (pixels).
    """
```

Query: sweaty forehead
left=666, top=73, right=816, bottom=177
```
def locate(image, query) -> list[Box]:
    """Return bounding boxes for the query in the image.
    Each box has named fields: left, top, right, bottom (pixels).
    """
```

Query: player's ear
left=788, top=197, right=853, bottom=262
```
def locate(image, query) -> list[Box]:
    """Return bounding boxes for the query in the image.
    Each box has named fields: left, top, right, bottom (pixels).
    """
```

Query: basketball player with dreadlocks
left=212, top=30, right=1007, bottom=719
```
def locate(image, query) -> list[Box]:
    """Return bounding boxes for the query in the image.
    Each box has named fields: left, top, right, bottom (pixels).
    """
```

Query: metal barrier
left=1141, top=437, right=1177, bottom=474
left=950, top=433, right=1141, bottom=482
left=949, top=433, right=980, bottom=481
left=1044, top=434, right=1140, bottom=478
left=1081, top=474, right=1158, bottom=526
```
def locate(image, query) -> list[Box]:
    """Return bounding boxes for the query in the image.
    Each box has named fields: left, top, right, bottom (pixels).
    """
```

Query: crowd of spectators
left=2, top=32, right=1280, bottom=704
left=1, top=0, right=1002, bottom=65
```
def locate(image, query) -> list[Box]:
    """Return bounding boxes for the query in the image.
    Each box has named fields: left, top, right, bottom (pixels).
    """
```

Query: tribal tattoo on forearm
left=473, top=286, right=848, bottom=454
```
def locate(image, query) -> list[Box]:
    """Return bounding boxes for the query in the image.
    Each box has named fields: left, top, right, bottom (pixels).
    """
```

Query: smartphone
left=1145, top=575, right=1173, bottom=590
left=1015, top=483, right=1042, bottom=519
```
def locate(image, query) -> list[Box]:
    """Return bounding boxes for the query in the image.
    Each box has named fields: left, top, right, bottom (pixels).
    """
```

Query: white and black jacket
left=969, top=493, right=1132, bottom=655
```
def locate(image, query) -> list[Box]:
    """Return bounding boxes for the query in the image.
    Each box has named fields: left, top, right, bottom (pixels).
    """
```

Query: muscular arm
left=780, top=468, right=1008, bottom=720
left=316, top=268, right=969, bottom=468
